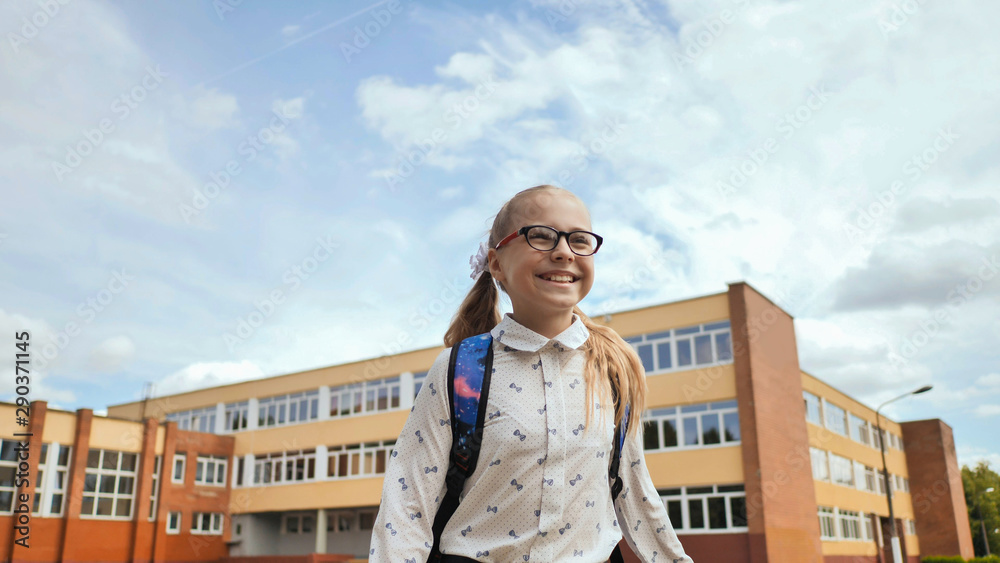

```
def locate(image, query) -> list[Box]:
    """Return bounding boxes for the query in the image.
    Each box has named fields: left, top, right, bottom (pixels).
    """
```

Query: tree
left=962, top=461, right=1000, bottom=556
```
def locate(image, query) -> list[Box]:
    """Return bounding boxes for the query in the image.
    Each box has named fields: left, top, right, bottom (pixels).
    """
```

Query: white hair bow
left=469, top=241, right=490, bottom=281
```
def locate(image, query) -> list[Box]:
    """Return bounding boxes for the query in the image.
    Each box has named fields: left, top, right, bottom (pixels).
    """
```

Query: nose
left=550, top=233, right=575, bottom=261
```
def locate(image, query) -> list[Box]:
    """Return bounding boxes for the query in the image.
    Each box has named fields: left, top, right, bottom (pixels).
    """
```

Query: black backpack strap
left=428, top=333, right=494, bottom=562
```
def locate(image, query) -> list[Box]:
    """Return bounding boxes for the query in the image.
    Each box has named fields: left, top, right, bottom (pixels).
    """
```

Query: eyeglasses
left=494, top=225, right=603, bottom=256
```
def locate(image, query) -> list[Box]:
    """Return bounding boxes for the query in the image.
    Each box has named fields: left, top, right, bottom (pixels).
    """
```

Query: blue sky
left=1, top=0, right=998, bottom=469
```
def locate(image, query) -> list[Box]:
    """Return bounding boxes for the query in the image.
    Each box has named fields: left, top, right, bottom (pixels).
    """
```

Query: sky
left=1, top=0, right=998, bottom=470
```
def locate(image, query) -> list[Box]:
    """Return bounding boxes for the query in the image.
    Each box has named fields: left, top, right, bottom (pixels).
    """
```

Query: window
left=330, top=378, right=401, bottom=419
left=803, top=392, right=822, bottom=425
left=195, top=456, right=227, bottom=486
left=849, top=414, right=870, bottom=446
left=81, top=449, right=137, bottom=519
left=34, top=443, right=70, bottom=517
left=838, top=509, right=862, bottom=540
left=258, top=390, right=320, bottom=428
left=283, top=513, right=315, bottom=534
left=0, top=439, right=19, bottom=513
left=167, top=511, right=181, bottom=534
left=862, top=513, right=876, bottom=541
left=166, top=405, right=217, bottom=433
left=328, top=441, right=395, bottom=479
left=863, top=466, right=876, bottom=493
left=149, top=455, right=161, bottom=521
left=253, top=450, right=317, bottom=485
left=628, top=321, right=733, bottom=375
left=413, top=371, right=428, bottom=398
left=906, top=519, right=916, bottom=535
left=810, top=448, right=829, bottom=482
left=824, top=401, right=847, bottom=436
left=359, top=511, right=376, bottom=530
left=191, top=512, right=223, bottom=535
left=830, top=454, right=854, bottom=487
left=658, top=484, right=747, bottom=532
left=642, top=401, right=740, bottom=451
left=224, top=401, right=249, bottom=432
left=818, top=507, right=836, bottom=539
left=235, top=456, right=244, bottom=487
left=172, top=453, right=186, bottom=483
left=336, top=513, right=355, bottom=532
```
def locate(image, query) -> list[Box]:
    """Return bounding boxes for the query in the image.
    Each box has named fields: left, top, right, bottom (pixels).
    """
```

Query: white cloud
left=88, top=335, right=136, bottom=372
left=154, top=360, right=265, bottom=397
left=176, top=86, right=241, bottom=131
left=974, top=405, right=1000, bottom=418
left=281, top=24, right=301, bottom=37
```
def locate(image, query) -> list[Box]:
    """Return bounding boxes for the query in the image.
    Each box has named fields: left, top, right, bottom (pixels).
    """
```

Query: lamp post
left=876, top=384, right=933, bottom=563
left=976, top=486, right=995, bottom=556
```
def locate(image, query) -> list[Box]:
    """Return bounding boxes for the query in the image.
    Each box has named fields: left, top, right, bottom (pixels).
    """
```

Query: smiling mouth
left=537, top=274, right=578, bottom=283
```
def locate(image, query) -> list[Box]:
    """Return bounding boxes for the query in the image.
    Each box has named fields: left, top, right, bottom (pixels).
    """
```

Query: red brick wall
left=729, top=282, right=823, bottom=563
left=1, top=403, right=234, bottom=563
left=901, top=419, right=975, bottom=559
left=619, top=534, right=751, bottom=563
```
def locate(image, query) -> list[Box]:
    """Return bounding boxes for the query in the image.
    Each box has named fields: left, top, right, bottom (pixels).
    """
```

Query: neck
left=510, top=308, right=576, bottom=340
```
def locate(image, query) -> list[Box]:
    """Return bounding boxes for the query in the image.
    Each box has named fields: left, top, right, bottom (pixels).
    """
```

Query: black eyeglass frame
left=494, top=225, right=603, bottom=256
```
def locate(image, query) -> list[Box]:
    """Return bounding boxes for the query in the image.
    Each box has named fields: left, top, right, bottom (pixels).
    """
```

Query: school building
left=2, top=282, right=976, bottom=562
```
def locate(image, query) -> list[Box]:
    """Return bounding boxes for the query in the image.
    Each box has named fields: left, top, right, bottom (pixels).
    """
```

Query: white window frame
left=194, top=455, right=227, bottom=487
left=253, top=450, right=317, bottom=486
left=148, top=455, right=161, bottom=521
left=166, top=511, right=181, bottom=534
left=172, top=454, right=186, bottom=484
left=810, top=448, right=829, bottom=482
left=823, top=399, right=848, bottom=436
left=818, top=506, right=837, bottom=540
left=642, top=401, right=741, bottom=451
left=412, top=371, right=429, bottom=398
left=829, top=453, right=855, bottom=487
left=258, top=390, right=320, bottom=428
left=327, top=441, right=395, bottom=479
left=838, top=509, right=862, bottom=540
left=627, top=320, right=734, bottom=375
left=166, top=406, right=216, bottom=433
left=657, top=484, right=748, bottom=533
left=330, top=377, right=403, bottom=419
left=803, top=391, right=822, bottom=425
left=224, top=401, right=250, bottom=433
left=191, top=511, right=224, bottom=535
left=80, top=448, right=138, bottom=520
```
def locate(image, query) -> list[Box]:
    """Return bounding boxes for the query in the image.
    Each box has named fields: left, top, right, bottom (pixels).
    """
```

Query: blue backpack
left=428, top=333, right=630, bottom=562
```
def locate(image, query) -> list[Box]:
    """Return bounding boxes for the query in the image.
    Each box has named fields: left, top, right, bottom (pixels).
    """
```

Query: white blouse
left=370, top=313, right=693, bottom=563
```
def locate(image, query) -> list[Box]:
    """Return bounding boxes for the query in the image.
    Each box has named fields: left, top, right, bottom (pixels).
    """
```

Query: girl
left=371, top=186, right=693, bottom=563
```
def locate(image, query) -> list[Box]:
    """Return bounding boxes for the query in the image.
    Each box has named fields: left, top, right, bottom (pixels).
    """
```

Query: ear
left=487, top=248, right=505, bottom=284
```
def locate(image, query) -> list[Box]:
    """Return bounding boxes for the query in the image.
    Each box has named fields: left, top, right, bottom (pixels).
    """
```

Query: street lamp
left=976, top=486, right=995, bottom=557
left=876, top=384, right=933, bottom=563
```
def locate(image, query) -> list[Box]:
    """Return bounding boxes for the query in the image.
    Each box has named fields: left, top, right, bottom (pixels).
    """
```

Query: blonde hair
left=443, top=185, right=646, bottom=436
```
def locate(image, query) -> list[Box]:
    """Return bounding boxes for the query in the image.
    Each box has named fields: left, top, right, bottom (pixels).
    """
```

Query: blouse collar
left=490, top=312, right=590, bottom=352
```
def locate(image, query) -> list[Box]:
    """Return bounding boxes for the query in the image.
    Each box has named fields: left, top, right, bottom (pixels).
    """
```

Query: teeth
left=541, top=275, right=574, bottom=282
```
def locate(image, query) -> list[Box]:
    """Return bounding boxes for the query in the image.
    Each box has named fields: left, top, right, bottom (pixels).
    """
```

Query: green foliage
left=921, top=557, right=966, bottom=563
left=969, top=556, right=1000, bottom=563
left=963, top=461, right=1000, bottom=557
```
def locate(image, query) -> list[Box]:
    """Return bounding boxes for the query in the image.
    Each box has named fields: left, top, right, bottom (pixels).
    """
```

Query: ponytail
left=443, top=270, right=501, bottom=348
left=574, top=306, right=647, bottom=437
